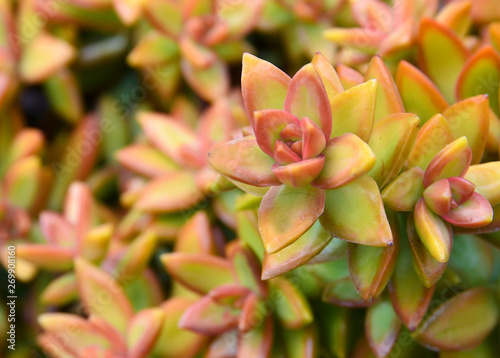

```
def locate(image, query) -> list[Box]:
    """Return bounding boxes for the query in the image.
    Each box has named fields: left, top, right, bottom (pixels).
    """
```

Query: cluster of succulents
left=2, top=0, right=500, bottom=357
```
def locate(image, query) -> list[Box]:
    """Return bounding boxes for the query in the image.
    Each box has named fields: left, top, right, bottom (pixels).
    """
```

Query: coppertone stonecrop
left=4, top=0, right=500, bottom=357
left=210, top=53, right=406, bottom=276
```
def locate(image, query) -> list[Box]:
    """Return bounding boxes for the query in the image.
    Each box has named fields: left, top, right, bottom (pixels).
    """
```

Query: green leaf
left=417, top=18, right=469, bottom=102
left=348, top=222, right=399, bottom=302
left=320, top=176, right=393, bottom=246
left=412, top=287, right=499, bottom=351
left=329, top=80, right=377, bottom=142
left=259, top=185, right=325, bottom=254
left=364, top=56, right=404, bottom=122
left=456, top=46, right=500, bottom=115
left=313, top=133, right=376, bottom=189
left=74, top=258, right=134, bottom=336
left=369, top=113, right=420, bottom=188
left=161, top=253, right=235, bottom=294
left=389, top=236, right=435, bottom=331
left=262, top=220, right=332, bottom=280
left=443, top=95, right=490, bottom=164
left=135, top=172, right=204, bottom=213
left=406, top=114, right=454, bottom=171
left=396, top=61, right=448, bottom=124
left=270, top=277, right=313, bottom=329
left=382, top=167, right=425, bottom=211
left=365, top=298, right=401, bottom=358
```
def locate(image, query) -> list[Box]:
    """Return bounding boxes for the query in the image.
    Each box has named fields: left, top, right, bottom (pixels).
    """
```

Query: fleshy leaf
left=389, top=235, right=435, bottom=331
left=311, top=52, right=343, bottom=99
left=3, top=156, right=41, bottom=210
left=41, top=273, right=77, bottom=306
left=423, top=179, right=453, bottom=216
left=138, top=112, right=197, bottom=166
left=238, top=317, right=273, bottom=358
left=414, top=198, right=453, bottom=263
left=407, top=214, right=448, bottom=287
left=329, top=80, right=377, bottom=142
left=241, top=53, right=291, bottom=126
left=364, top=56, right=405, bottom=122
left=412, top=287, right=499, bottom=351
left=407, top=114, right=455, bottom=170
left=74, top=258, right=133, bottom=336
left=181, top=57, right=229, bottom=102
left=40, top=211, right=75, bottom=248
left=115, top=231, right=157, bottom=280
left=301, top=117, right=327, bottom=159
left=144, top=0, right=183, bottom=37
left=20, top=32, right=76, bottom=84
left=449, top=177, right=475, bottom=205
left=127, top=308, right=164, bottom=358
left=175, top=211, right=217, bottom=254
left=396, top=61, right=448, bottom=124
left=436, top=0, right=472, bottom=37
left=179, top=296, right=240, bottom=335
left=284, top=64, right=332, bottom=138
left=254, top=109, right=299, bottom=157
left=161, top=253, right=235, bottom=294
left=259, top=185, right=325, bottom=254
left=443, top=95, right=490, bottom=164
left=417, top=18, right=469, bottom=102
left=136, top=172, right=204, bottom=213
left=216, top=0, right=263, bottom=38
left=369, top=113, right=420, bottom=188
left=44, top=70, right=83, bottom=123
left=464, top=162, right=500, bottom=206
left=336, top=64, right=364, bottom=89
left=81, top=223, right=113, bottom=263
left=274, top=140, right=302, bottom=164
left=262, top=221, right=332, bottom=280
left=127, top=31, right=178, bottom=67
left=365, top=298, right=401, bottom=358
left=116, top=143, right=180, bottom=178
left=348, top=214, right=399, bottom=301
left=229, top=245, right=266, bottom=296
left=442, top=192, right=493, bottom=228
left=150, top=298, right=207, bottom=357
left=17, top=245, right=74, bottom=271
left=282, top=324, right=318, bottom=358
left=456, top=46, right=500, bottom=115
left=322, top=277, right=373, bottom=308
left=312, top=134, right=376, bottom=189
left=423, top=137, right=471, bottom=187
left=209, top=136, right=280, bottom=187
left=320, top=176, right=393, bottom=246
left=270, top=277, right=313, bottom=329
left=382, top=167, right=425, bottom=211
left=38, top=313, right=112, bottom=355
left=272, top=157, right=325, bottom=188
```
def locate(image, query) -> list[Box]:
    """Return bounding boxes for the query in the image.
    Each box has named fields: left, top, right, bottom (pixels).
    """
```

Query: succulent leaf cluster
left=2, top=1, right=500, bottom=358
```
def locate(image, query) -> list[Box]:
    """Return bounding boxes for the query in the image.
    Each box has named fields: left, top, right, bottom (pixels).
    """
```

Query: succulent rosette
left=115, top=98, right=248, bottom=240
left=37, top=258, right=186, bottom=358
left=383, top=137, right=495, bottom=263
left=127, top=0, right=263, bottom=102
left=258, top=0, right=344, bottom=64
left=209, top=53, right=420, bottom=279
left=162, top=235, right=316, bottom=356
left=324, top=0, right=439, bottom=66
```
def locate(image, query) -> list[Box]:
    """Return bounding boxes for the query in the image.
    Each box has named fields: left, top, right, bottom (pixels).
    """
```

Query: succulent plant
left=127, top=0, right=263, bottom=102
left=3, top=1, right=500, bottom=357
